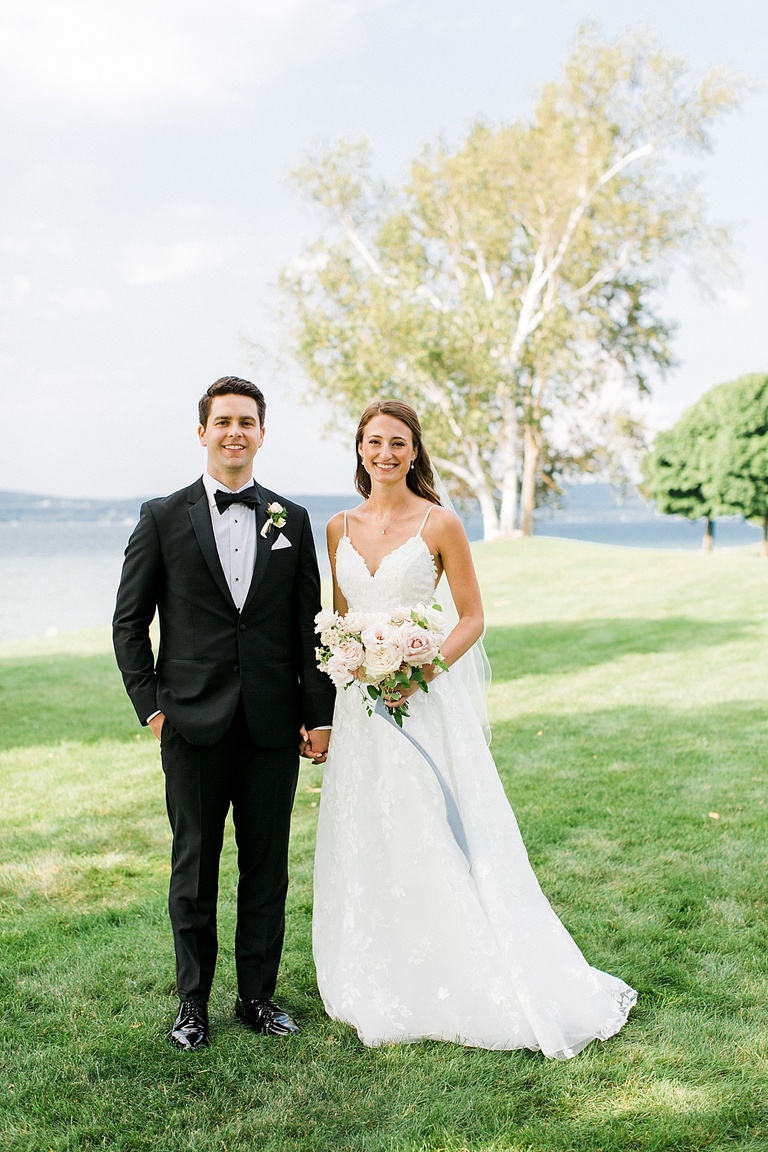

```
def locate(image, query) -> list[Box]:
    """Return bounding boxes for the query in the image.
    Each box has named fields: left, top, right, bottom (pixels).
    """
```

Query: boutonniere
left=260, top=502, right=287, bottom=538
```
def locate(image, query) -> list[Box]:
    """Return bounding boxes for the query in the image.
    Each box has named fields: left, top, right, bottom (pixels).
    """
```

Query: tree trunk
left=498, top=396, right=519, bottom=536
left=762, top=513, right=768, bottom=557
left=520, top=423, right=539, bottom=537
left=432, top=452, right=500, bottom=541
left=476, top=486, right=501, bottom=541
left=498, top=466, right=518, bottom=536
left=702, top=518, right=714, bottom=552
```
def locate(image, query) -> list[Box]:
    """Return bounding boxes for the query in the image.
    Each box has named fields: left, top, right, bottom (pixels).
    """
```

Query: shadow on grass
left=1, top=616, right=749, bottom=752
left=484, top=616, right=750, bottom=681
left=0, top=651, right=138, bottom=750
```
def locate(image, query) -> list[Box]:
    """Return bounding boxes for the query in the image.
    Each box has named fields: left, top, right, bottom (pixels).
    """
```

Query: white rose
left=407, top=602, right=445, bottom=636
left=422, top=605, right=446, bottom=635
left=361, top=621, right=400, bottom=649
left=267, top=501, right=287, bottom=527
left=338, top=612, right=370, bottom=640
left=362, top=641, right=404, bottom=683
left=315, top=608, right=337, bottom=634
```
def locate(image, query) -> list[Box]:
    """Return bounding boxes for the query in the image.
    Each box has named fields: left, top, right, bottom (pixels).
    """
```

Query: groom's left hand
left=299, top=726, right=330, bottom=763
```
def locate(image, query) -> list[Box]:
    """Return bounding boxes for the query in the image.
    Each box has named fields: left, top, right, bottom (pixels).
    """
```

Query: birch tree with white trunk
left=279, top=25, right=743, bottom=539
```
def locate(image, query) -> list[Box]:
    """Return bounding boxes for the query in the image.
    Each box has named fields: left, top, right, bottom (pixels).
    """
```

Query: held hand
left=384, top=664, right=441, bottom=705
left=302, top=728, right=331, bottom=764
left=148, top=713, right=166, bottom=741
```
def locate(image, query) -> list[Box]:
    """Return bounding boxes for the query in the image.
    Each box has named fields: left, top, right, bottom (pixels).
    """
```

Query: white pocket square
left=271, top=534, right=292, bottom=551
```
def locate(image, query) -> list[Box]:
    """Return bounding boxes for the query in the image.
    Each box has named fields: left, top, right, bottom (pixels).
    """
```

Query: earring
left=410, top=460, right=415, bottom=470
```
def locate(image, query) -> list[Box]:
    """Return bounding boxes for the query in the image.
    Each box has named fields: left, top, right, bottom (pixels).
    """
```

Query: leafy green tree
left=280, top=25, right=743, bottom=539
left=642, top=374, right=768, bottom=552
left=641, top=411, right=720, bottom=551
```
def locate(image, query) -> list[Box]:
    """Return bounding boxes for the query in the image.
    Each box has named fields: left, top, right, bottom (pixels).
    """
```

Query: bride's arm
left=430, top=509, right=484, bottom=671
left=389, top=509, right=483, bottom=704
left=326, top=513, right=349, bottom=616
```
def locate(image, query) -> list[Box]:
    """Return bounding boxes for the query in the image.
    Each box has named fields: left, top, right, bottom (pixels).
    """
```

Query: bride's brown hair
left=354, top=400, right=441, bottom=505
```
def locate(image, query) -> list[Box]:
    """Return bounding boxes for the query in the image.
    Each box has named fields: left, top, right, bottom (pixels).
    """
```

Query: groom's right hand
left=148, top=713, right=166, bottom=740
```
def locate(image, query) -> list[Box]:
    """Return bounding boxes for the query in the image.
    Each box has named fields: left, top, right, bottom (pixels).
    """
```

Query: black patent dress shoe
left=169, top=998, right=209, bottom=1051
left=235, top=996, right=300, bottom=1036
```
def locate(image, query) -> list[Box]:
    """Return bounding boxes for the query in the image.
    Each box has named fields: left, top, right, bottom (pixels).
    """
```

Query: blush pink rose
left=325, top=652, right=356, bottom=688
left=399, top=623, right=441, bottom=666
left=336, top=636, right=364, bottom=672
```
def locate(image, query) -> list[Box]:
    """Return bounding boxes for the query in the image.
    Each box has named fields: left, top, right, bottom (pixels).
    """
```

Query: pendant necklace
left=372, top=502, right=410, bottom=535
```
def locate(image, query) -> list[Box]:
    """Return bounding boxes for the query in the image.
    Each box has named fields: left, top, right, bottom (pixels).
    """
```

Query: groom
left=113, top=376, right=335, bottom=1050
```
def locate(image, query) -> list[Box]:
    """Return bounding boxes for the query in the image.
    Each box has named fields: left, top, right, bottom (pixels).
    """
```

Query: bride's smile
left=359, top=414, right=417, bottom=485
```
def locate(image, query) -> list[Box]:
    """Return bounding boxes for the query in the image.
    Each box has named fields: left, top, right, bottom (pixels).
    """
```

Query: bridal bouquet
left=314, top=603, right=448, bottom=727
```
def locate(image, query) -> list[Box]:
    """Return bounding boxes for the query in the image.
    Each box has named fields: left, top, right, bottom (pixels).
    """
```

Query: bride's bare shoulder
left=428, top=503, right=464, bottom=532
left=326, top=505, right=365, bottom=538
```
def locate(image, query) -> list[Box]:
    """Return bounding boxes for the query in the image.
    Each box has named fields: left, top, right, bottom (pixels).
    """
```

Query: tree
left=279, top=25, right=743, bottom=540
left=641, top=408, right=720, bottom=551
left=641, top=374, right=768, bottom=553
left=712, top=375, right=768, bottom=554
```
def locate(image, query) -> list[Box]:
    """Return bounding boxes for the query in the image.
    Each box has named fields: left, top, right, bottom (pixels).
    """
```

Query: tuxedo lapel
left=187, top=483, right=238, bottom=611
left=241, top=482, right=273, bottom=616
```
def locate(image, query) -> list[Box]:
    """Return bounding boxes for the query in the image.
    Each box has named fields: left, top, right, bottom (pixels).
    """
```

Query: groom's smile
left=198, top=394, right=265, bottom=488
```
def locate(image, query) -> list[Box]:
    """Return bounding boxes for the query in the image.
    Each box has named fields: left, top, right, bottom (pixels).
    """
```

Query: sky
left=1, top=0, right=766, bottom=499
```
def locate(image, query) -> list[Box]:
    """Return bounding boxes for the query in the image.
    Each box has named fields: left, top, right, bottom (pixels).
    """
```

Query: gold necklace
left=370, top=501, right=410, bottom=535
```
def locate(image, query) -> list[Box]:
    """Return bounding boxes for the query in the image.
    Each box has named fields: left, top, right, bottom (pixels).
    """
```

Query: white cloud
left=394, top=7, right=446, bottom=31
left=0, top=0, right=367, bottom=118
left=718, top=288, right=750, bottom=312
left=120, top=241, right=226, bottom=286
left=49, top=288, right=113, bottom=312
left=0, top=275, right=32, bottom=308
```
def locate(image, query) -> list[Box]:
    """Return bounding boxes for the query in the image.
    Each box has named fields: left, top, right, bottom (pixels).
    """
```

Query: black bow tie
left=214, top=487, right=260, bottom=514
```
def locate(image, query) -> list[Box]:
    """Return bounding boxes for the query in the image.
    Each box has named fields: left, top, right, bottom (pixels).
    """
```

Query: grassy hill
left=1, top=538, right=766, bottom=1151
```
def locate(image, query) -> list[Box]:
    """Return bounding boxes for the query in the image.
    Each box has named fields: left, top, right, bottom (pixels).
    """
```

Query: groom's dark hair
left=198, top=377, right=266, bottom=428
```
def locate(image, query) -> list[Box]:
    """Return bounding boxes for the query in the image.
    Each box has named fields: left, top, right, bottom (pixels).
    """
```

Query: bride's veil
left=432, top=470, right=493, bottom=745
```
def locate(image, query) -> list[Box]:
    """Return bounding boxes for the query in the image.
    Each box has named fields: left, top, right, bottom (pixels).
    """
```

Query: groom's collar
left=202, top=471, right=258, bottom=508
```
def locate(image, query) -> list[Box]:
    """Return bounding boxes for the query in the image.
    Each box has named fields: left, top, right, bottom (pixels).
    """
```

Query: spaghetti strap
left=418, top=506, right=433, bottom=535
left=343, top=509, right=348, bottom=537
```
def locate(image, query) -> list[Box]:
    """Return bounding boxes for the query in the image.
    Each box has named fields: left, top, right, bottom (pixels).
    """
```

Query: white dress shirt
left=202, top=471, right=258, bottom=611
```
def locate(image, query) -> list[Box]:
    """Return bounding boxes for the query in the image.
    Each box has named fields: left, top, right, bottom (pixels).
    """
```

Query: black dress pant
left=160, top=699, right=300, bottom=1002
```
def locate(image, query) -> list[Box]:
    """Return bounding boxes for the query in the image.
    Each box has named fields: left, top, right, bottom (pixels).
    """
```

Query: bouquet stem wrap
left=373, top=697, right=472, bottom=874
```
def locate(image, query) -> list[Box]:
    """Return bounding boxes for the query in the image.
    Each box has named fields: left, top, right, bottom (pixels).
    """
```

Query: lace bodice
left=336, top=527, right=438, bottom=613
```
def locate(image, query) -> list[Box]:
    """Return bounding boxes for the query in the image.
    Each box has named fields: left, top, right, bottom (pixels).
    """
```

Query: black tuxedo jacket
left=113, top=478, right=335, bottom=747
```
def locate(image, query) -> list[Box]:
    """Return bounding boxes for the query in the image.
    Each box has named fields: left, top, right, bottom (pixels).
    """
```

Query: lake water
left=0, top=487, right=761, bottom=641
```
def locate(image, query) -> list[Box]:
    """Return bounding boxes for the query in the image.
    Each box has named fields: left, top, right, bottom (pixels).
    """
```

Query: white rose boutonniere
left=261, top=502, right=287, bottom=538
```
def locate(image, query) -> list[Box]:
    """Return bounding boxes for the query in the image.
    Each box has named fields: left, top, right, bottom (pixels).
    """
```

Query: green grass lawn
left=1, top=538, right=767, bottom=1151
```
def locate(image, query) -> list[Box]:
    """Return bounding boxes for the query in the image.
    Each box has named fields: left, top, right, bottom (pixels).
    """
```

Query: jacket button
left=233, top=665, right=239, bottom=673
left=239, top=624, right=246, bottom=632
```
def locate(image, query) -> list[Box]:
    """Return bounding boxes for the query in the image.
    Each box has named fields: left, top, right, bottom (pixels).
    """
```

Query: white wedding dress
left=312, top=518, right=636, bottom=1059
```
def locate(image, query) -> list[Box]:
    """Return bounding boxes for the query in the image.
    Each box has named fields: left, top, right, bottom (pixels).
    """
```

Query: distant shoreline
left=1, top=484, right=763, bottom=642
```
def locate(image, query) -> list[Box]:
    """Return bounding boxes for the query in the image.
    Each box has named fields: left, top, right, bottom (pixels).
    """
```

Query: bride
left=312, top=399, right=636, bottom=1058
